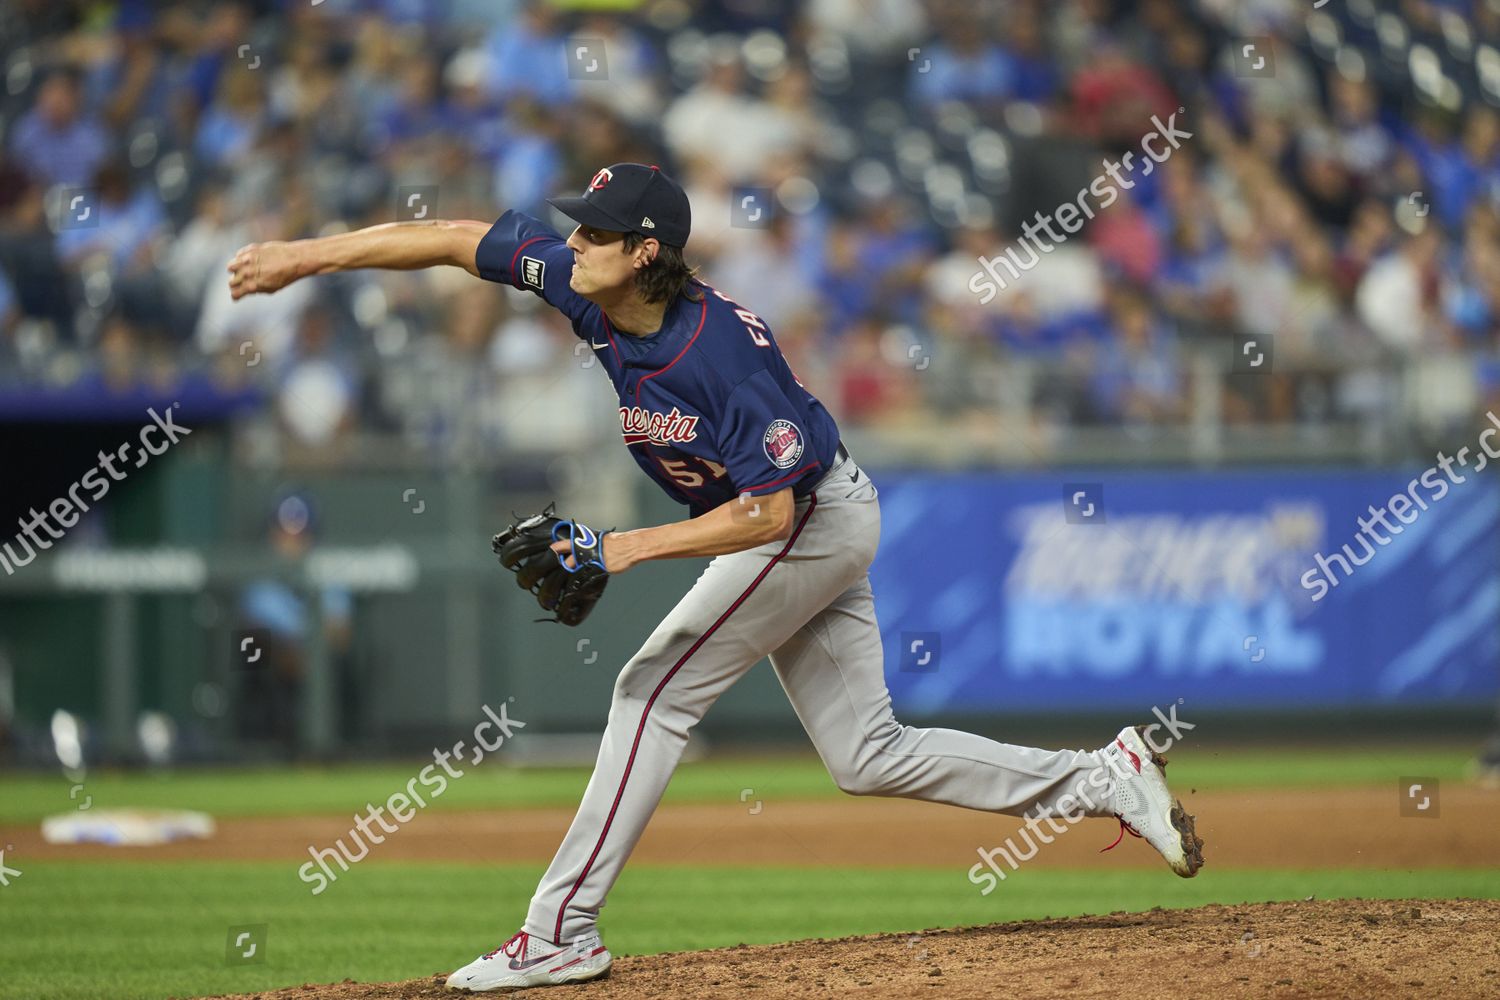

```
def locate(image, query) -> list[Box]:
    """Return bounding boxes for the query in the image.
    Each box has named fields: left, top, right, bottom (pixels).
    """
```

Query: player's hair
left=623, top=233, right=704, bottom=305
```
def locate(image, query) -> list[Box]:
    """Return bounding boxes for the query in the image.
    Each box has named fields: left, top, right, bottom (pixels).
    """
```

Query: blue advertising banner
left=869, top=470, right=1500, bottom=712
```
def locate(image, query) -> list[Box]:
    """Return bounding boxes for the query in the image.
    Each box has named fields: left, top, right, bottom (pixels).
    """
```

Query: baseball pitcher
left=228, top=162, right=1203, bottom=992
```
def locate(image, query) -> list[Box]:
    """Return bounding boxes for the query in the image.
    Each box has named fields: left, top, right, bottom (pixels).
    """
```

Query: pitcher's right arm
left=227, top=219, right=490, bottom=299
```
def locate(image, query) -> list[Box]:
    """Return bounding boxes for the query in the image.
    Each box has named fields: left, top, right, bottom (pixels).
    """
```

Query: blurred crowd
left=3, top=0, right=1500, bottom=461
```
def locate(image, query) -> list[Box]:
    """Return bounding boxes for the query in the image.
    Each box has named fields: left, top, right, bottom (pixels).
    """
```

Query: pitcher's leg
left=524, top=496, right=854, bottom=944
left=770, top=576, right=1115, bottom=819
left=523, top=563, right=771, bottom=944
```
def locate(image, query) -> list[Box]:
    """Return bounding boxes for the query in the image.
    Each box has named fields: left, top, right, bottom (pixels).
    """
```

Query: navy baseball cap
left=548, top=163, right=692, bottom=248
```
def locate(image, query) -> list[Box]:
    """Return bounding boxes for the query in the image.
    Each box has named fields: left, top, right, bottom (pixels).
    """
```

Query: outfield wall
left=872, top=470, right=1500, bottom=714
left=2, top=445, right=1496, bottom=760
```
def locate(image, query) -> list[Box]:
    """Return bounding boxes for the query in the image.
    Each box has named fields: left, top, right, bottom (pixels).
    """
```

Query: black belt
left=802, top=442, right=856, bottom=497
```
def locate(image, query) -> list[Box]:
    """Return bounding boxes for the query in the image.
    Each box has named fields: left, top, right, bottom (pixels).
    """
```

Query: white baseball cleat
left=446, top=929, right=612, bottom=992
left=1098, top=725, right=1205, bottom=878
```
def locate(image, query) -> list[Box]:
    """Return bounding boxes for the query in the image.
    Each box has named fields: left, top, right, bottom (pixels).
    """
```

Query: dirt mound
left=191, top=898, right=1500, bottom=1000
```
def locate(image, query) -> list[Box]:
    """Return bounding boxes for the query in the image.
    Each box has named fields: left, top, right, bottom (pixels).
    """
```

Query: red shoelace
left=484, top=931, right=528, bottom=961
left=1099, top=816, right=1143, bottom=853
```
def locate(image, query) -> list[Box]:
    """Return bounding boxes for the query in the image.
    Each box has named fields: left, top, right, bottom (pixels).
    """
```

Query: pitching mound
left=193, top=898, right=1500, bottom=1000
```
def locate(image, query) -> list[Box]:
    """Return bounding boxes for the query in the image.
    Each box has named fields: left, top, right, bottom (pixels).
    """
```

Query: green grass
left=0, top=745, right=1479, bottom=824
left=0, top=755, right=838, bottom=824
left=1, top=861, right=1496, bottom=1000
left=0, top=745, right=1485, bottom=997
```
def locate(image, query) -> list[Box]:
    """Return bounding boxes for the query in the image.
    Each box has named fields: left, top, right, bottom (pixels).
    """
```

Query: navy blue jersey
left=475, top=211, right=841, bottom=515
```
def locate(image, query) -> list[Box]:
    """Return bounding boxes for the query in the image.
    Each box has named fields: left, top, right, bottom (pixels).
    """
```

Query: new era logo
left=521, top=256, right=546, bottom=289
left=640, top=217, right=655, bottom=229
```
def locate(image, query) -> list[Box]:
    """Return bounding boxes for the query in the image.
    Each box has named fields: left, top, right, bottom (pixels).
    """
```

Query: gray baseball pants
left=524, top=455, right=1113, bottom=945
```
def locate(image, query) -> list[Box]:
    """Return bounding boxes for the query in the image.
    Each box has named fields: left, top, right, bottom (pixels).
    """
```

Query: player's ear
left=634, top=238, right=659, bottom=269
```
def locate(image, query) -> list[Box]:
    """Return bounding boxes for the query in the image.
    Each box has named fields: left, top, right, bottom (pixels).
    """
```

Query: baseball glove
left=491, top=503, right=610, bottom=626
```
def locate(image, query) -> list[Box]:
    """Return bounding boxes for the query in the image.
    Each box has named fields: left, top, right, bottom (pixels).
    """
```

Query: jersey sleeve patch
left=519, top=254, right=546, bottom=289
left=763, top=419, right=804, bottom=469
left=715, top=371, right=821, bottom=497
left=475, top=211, right=594, bottom=331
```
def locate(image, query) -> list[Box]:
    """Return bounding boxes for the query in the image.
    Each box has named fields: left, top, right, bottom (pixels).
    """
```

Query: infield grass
left=2, top=861, right=1497, bottom=1000
left=1, top=746, right=1491, bottom=999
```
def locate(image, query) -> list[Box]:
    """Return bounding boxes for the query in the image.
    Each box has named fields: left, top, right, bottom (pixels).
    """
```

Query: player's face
left=565, top=225, right=643, bottom=298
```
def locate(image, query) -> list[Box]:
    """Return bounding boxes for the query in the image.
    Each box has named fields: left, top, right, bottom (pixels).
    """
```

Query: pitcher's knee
left=607, top=665, right=641, bottom=707
left=827, top=723, right=913, bottom=796
left=609, top=653, right=708, bottom=739
left=612, top=639, right=679, bottom=701
left=829, top=759, right=894, bottom=797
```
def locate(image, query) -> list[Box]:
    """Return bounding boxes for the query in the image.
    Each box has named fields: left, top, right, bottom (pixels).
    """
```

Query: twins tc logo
left=763, top=420, right=803, bottom=469
left=589, top=168, right=613, bottom=191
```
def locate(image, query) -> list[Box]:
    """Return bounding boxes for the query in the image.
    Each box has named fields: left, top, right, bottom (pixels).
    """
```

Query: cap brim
left=547, top=196, right=634, bottom=235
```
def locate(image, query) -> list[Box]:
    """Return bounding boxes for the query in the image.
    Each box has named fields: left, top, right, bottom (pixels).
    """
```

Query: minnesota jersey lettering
left=619, top=405, right=700, bottom=446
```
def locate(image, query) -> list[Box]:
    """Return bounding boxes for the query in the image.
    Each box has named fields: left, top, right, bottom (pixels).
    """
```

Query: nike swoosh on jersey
left=590, top=340, right=609, bottom=349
